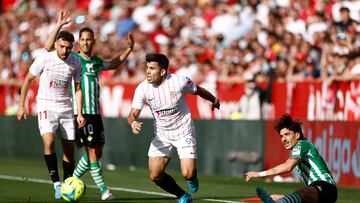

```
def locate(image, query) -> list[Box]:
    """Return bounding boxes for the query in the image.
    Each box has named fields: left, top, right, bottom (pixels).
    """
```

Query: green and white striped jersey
left=291, top=140, right=335, bottom=186
left=71, top=52, right=104, bottom=115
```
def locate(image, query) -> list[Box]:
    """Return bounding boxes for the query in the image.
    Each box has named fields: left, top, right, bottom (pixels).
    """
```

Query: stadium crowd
left=1, top=0, right=360, bottom=87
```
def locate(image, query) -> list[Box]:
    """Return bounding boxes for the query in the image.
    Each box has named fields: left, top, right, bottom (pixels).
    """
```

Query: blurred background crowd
left=1, top=0, right=360, bottom=88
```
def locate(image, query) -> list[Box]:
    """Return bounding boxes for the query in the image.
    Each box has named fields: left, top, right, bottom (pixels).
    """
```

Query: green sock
left=276, top=192, right=302, bottom=203
left=90, top=161, right=107, bottom=193
left=73, top=154, right=89, bottom=178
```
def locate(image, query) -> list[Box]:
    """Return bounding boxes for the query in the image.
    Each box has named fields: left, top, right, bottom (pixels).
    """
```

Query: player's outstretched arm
left=245, top=157, right=299, bottom=182
left=103, top=32, right=134, bottom=70
left=17, top=72, right=36, bottom=121
left=45, top=10, right=71, bottom=51
left=127, top=108, right=143, bottom=135
left=194, top=85, right=220, bottom=110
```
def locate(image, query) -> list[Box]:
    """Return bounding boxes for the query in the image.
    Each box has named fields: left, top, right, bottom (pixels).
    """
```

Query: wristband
left=131, top=121, right=137, bottom=128
left=259, top=171, right=266, bottom=177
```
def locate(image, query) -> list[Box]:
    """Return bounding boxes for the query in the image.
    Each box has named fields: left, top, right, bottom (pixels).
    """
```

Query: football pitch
left=0, top=158, right=358, bottom=203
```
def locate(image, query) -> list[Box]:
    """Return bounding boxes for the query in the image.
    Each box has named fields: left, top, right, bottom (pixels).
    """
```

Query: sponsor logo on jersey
left=49, top=80, right=68, bottom=88
left=292, top=145, right=301, bottom=156
left=84, top=63, right=96, bottom=76
left=155, top=108, right=177, bottom=117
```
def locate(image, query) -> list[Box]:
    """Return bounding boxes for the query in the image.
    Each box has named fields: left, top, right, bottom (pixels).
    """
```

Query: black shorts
left=310, top=181, right=337, bottom=203
left=75, top=114, right=105, bottom=148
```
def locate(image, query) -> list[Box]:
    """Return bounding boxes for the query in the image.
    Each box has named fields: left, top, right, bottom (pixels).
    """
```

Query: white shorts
left=37, top=109, right=75, bottom=140
left=148, top=133, right=197, bottom=159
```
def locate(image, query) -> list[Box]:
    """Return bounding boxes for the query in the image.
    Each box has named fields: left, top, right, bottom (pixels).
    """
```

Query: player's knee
left=182, top=170, right=196, bottom=180
left=43, top=143, right=55, bottom=154
left=149, top=171, right=163, bottom=182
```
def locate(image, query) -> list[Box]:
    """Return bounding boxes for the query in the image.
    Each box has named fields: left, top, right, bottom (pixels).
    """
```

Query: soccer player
left=44, top=10, right=134, bottom=200
left=16, top=30, right=85, bottom=200
left=245, top=114, right=337, bottom=203
left=127, top=53, right=220, bottom=203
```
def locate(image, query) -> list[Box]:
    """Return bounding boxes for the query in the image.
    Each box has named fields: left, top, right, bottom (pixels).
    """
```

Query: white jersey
left=29, top=51, right=81, bottom=112
left=132, top=74, right=197, bottom=140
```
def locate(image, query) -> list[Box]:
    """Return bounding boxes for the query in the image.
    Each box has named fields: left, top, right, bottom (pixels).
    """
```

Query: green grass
left=0, top=158, right=358, bottom=202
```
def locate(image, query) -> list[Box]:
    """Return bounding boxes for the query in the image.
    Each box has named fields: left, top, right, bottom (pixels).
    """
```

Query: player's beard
left=57, top=52, right=69, bottom=60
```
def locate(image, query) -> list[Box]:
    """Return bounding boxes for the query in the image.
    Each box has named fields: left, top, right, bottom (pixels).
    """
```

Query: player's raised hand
left=212, top=98, right=220, bottom=111
left=127, top=31, right=134, bottom=50
left=245, top=171, right=261, bottom=182
left=77, top=114, right=86, bottom=128
left=131, top=121, right=143, bottom=135
left=16, top=106, right=27, bottom=121
left=57, top=10, right=71, bottom=27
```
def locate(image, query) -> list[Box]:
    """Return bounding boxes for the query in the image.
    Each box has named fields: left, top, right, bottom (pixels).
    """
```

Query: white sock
left=54, top=181, right=61, bottom=189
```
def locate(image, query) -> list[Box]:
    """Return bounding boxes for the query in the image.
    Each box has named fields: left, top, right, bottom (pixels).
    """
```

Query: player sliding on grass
left=45, top=10, right=134, bottom=201
left=245, top=114, right=337, bottom=203
left=127, top=53, right=220, bottom=203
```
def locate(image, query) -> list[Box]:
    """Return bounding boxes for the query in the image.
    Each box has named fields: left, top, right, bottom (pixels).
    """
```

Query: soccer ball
left=61, top=177, right=86, bottom=202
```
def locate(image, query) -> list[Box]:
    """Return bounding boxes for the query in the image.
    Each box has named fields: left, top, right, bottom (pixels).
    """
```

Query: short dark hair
left=340, top=7, right=350, bottom=13
left=146, top=53, right=169, bottom=70
left=79, top=27, right=94, bottom=38
left=57, top=31, right=74, bottom=43
left=274, top=114, right=305, bottom=140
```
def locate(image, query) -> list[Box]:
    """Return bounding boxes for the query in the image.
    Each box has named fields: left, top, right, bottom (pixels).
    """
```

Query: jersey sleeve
left=291, top=141, right=308, bottom=159
left=132, top=83, right=146, bottom=110
left=182, top=76, right=197, bottom=94
left=102, top=60, right=111, bottom=70
left=29, top=55, right=45, bottom=76
left=73, top=58, right=82, bottom=83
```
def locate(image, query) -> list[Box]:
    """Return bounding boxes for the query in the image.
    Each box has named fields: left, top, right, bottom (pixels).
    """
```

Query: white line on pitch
left=0, top=174, right=245, bottom=203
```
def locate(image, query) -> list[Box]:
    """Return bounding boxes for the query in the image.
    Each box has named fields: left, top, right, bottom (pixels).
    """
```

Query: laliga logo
left=352, top=132, right=360, bottom=177
left=310, top=126, right=360, bottom=182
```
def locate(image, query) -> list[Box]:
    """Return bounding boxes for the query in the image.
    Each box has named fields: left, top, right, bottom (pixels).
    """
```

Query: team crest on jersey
left=170, top=91, right=176, bottom=98
left=185, top=76, right=193, bottom=85
left=292, top=145, right=301, bottom=156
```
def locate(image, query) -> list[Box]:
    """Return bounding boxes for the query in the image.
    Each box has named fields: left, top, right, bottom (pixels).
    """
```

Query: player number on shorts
left=39, top=111, right=47, bottom=120
left=82, top=124, right=94, bottom=135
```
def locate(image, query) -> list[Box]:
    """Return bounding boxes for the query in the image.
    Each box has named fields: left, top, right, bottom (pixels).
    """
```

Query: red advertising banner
left=1, top=81, right=360, bottom=121
left=265, top=121, right=360, bottom=187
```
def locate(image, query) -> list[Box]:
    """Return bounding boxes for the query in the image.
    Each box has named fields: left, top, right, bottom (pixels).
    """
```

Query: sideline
left=0, top=174, right=245, bottom=203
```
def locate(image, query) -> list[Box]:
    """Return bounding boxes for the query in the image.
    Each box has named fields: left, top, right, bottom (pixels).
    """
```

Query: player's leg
left=42, top=132, right=62, bottom=199
left=148, top=136, right=189, bottom=201
left=268, top=181, right=337, bottom=203
left=257, top=181, right=337, bottom=203
left=38, top=110, right=62, bottom=199
left=87, top=145, right=114, bottom=200
left=78, top=115, right=113, bottom=200
left=177, top=134, right=198, bottom=193
left=299, top=181, right=337, bottom=203
left=73, top=153, right=89, bottom=178
left=180, top=158, right=198, bottom=193
left=61, top=139, right=75, bottom=179
left=73, top=116, right=90, bottom=178
left=149, top=156, right=188, bottom=199
left=59, top=112, right=76, bottom=181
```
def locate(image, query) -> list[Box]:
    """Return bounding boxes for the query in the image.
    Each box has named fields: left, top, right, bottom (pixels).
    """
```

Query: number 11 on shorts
left=39, top=111, right=48, bottom=120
